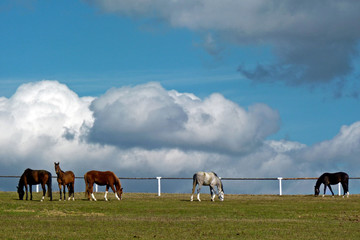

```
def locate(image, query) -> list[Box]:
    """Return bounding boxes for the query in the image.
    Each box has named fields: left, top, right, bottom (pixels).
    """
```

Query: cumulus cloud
left=88, top=82, right=280, bottom=154
left=1, top=80, right=360, bottom=194
left=86, top=0, right=360, bottom=91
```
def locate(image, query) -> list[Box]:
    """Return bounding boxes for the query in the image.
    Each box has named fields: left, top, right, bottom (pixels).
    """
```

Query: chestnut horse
left=314, top=172, right=349, bottom=197
left=17, top=168, right=52, bottom=201
left=54, top=162, right=75, bottom=201
left=84, top=170, right=123, bottom=201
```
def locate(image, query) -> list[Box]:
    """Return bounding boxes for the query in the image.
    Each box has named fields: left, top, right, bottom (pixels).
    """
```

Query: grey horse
left=191, top=171, right=224, bottom=202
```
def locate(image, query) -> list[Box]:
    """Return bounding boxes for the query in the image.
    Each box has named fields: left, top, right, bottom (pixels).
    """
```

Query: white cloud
left=86, top=0, right=360, bottom=93
left=1, top=80, right=360, bottom=194
left=88, top=82, right=280, bottom=153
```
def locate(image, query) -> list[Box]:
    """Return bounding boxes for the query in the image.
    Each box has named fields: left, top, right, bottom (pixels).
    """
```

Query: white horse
left=190, top=171, right=224, bottom=202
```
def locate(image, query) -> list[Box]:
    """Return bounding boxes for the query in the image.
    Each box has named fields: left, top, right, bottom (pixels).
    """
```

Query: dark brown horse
left=314, top=172, right=349, bottom=197
left=84, top=170, right=123, bottom=201
left=17, top=168, right=52, bottom=201
left=54, top=162, right=75, bottom=201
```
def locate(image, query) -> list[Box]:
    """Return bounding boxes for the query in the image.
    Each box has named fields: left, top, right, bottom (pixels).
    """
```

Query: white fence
left=3, top=176, right=357, bottom=196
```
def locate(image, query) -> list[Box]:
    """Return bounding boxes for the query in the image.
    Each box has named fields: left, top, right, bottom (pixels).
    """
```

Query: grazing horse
left=84, top=170, right=123, bottom=201
left=54, top=162, right=75, bottom=201
left=191, top=171, right=224, bottom=202
left=17, top=168, right=52, bottom=201
left=314, top=172, right=349, bottom=197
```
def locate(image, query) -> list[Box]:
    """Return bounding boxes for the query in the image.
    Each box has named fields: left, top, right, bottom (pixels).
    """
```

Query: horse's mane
left=115, top=175, right=122, bottom=188
left=315, top=174, right=324, bottom=188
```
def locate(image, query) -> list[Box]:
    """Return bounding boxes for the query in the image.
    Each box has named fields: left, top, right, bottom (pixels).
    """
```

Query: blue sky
left=1, top=1, right=360, bottom=194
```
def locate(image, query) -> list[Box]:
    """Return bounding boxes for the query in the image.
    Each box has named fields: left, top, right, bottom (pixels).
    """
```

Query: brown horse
left=54, top=162, right=75, bottom=201
left=17, top=168, right=52, bottom=201
left=84, top=170, right=123, bottom=201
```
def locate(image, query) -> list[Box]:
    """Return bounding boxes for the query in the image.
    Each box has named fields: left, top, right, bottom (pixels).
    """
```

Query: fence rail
left=2, top=175, right=359, bottom=196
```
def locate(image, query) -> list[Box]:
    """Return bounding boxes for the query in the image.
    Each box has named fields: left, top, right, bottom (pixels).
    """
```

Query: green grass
left=1, top=192, right=360, bottom=239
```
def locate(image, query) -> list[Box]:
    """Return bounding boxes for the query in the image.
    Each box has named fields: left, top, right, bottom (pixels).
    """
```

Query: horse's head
left=54, top=162, right=60, bottom=174
left=118, top=188, right=123, bottom=200
left=17, top=185, right=24, bottom=200
left=218, top=191, right=224, bottom=201
left=314, top=186, right=320, bottom=196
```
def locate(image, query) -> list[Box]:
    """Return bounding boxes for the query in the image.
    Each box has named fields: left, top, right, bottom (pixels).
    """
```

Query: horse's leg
left=70, top=182, right=75, bottom=201
left=25, top=185, right=29, bottom=200
left=66, top=184, right=71, bottom=201
left=190, top=181, right=197, bottom=202
left=322, top=185, right=327, bottom=197
left=328, top=184, right=335, bottom=196
left=41, top=183, right=46, bottom=202
left=197, top=184, right=202, bottom=202
left=85, top=181, right=90, bottom=200
left=110, top=184, right=120, bottom=200
left=341, top=181, right=349, bottom=198
left=104, top=185, right=109, bottom=201
left=58, top=183, right=62, bottom=201
left=63, top=184, right=66, bottom=201
left=89, top=183, right=96, bottom=201
left=29, top=185, right=33, bottom=200
left=210, top=186, right=215, bottom=201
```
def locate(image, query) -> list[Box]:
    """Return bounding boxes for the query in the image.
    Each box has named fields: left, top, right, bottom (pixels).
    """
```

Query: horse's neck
left=18, top=175, right=25, bottom=187
left=215, top=180, right=222, bottom=192
left=315, top=177, right=323, bottom=188
left=114, top=177, right=121, bottom=189
left=57, top=169, right=65, bottom=176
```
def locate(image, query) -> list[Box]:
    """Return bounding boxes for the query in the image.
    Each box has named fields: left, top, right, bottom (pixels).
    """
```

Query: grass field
left=1, top=192, right=360, bottom=239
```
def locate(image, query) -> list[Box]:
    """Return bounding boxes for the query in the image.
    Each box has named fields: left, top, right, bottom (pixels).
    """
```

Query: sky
left=1, top=0, right=360, bottom=195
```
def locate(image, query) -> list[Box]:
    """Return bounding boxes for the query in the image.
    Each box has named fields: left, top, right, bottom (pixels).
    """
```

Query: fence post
left=95, top=184, right=98, bottom=193
left=36, top=184, right=39, bottom=193
left=156, top=177, right=162, bottom=196
left=278, top=177, right=283, bottom=195
left=338, top=183, right=341, bottom=196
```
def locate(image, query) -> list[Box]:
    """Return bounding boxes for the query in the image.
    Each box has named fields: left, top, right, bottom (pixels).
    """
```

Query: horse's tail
left=192, top=173, right=197, bottom=194
left=47, top=172, right=52, bottom=200
left=344, top=173, right=349, bottom=193
left=84, top=173, right=88, bottom=198
left=69, top=172, right=75, bottom=195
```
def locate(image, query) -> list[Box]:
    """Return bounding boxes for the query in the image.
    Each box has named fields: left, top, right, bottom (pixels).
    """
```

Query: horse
left=84, top=170, right=123, bottom=201
left=191, top=171, right=224, bottom=202
left=54, top=162, right=75, bottom=201
left=17, top=168, right=52, bottom=201
left=314, top=172, right=349, bottom=197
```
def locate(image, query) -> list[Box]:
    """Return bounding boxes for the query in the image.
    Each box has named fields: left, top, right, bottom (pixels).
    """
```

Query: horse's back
left=23, top=169, right=50, bottom=185
left=194, top=171, right=217, bottom=185
left=84, top=170, right=117, bottom=185
left=320, top=172, right=349, bottom=184
left=65, top=170, right=75, bottom=178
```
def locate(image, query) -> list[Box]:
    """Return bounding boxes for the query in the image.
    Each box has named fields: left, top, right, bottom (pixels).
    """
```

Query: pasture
left=1, top=192, right=360, bottom=239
